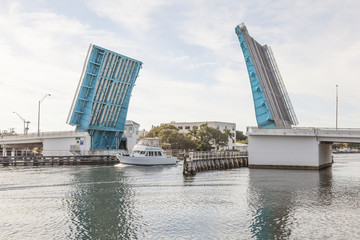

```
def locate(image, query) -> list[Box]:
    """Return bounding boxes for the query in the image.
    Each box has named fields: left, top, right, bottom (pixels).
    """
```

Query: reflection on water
left=65, top=167, right=141, bottom=239
left=0, top=154, right=360, bottom=239
left=248, top=168, right=333, bottom=239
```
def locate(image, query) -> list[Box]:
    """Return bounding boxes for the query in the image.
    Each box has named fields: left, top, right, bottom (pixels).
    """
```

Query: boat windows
left=143, top=151, right=163, bottom=157
left=153, top=151, right=162, bottom=157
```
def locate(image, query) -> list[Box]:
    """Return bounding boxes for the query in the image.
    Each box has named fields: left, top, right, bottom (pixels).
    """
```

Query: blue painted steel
left=235, top=26, right=275, bottom=129
left=68, top=44, right=142, bottom=149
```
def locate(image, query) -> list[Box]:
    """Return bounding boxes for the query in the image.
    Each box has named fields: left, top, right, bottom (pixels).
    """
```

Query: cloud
left=160, top=54, right=189, bottom=63
left=186, top=62, right=216, bottom=70
left=178, top=1, right=244, bottom=55
left=78, top=0, right=360, bottom=130
left=127, top=63, right=255, bottom=132
left=1, top=0, right=359, bottom=134
left=87, top=0, right=168, bottom=34
left=0, top=1, right=138, bottom=132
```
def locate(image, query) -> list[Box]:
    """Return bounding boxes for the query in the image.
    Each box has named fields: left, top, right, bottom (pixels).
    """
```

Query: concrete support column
left=11, top=148, right=15, bottom=157
left=2, top=148, right=6, bottom=157
left=319, top=142, right=333, bottom=168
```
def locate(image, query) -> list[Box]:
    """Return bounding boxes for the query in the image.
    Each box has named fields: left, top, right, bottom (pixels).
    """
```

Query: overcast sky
left=1, top=0, right=359, bottom=134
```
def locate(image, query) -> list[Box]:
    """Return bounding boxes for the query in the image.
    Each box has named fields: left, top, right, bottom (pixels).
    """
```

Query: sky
left=0, top=0, right=359, bottom=134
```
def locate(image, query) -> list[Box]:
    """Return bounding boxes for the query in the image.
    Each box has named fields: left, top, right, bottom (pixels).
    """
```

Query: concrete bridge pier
left=11, top=148, right=16, bottom=157
left=247, top=127, right=360, bottom=170
left=2, top=148, right=6, bottom=157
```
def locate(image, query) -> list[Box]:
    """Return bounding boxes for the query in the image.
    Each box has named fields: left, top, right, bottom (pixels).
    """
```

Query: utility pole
left=13, top=112, right=30, bottom=135
left=38, top=94, right=51, bottom=136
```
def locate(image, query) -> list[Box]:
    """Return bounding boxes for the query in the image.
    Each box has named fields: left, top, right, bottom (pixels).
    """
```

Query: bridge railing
left=0, top=131, right=88, bottom=140
left=189, top=151, right=248, bottom=161
left=247, top=126, right=360, bottom=135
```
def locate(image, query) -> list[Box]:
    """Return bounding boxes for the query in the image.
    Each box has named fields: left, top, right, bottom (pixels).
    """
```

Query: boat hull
left=116, top=155, right=177, bottom=166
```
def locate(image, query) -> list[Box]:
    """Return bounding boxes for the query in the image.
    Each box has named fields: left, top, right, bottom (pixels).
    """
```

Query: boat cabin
left=134, top=150, right=163, bottom=157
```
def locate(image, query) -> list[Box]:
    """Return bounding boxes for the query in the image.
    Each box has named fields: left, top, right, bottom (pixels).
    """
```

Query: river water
left=0, top=153, right=359, bottom=239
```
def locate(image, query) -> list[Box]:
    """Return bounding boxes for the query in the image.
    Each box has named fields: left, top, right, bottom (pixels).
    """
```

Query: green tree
left=332, top=142, right=360, bottom=150
left=236, top=130, right=247, bottom=142
left=146, top=124, right=179, bottom=138
left=348, top=143, right=360, bottom=149
left=195, top=124, right=228, bottom=151
left=178, top=133, right=197, bottom=149
left=187, top=126, right=198, bottom=139
left=146, top=124, right=196, bottom=149
left=224, top=128, right=234, bottom=150
left=145, top=124, right=230, bottom=151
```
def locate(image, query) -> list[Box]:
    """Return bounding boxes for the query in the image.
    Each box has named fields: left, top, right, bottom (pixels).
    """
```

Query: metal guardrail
left=247, top=126, right=360, bottom=136
left=247, top=126, right=360, bottom=131
left=0, top=131, right=88, bottom=140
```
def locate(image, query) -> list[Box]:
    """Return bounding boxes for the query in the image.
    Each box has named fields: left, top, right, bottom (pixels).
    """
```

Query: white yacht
left=116, top=138, right=177, bottom=166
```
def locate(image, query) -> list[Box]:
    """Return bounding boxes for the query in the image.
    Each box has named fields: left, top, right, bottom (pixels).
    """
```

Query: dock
left=183, top=151, right=248, bottom=175
left=0, top=155, right=119, bottom=166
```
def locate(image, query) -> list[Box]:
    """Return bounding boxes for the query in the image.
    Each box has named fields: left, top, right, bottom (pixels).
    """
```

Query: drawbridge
left=235, top=23, right=360, bottom=169
left=235, top=23, right=298, bottom=129
left=67, top=44, right=142, bottom=150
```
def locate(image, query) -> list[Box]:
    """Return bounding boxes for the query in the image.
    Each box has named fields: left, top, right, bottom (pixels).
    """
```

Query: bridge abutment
left=248, top=128, right=334, bottom=170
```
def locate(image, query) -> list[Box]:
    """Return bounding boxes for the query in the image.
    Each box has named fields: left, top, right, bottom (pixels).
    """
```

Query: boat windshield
left=134, top=151, right=146, bottom=155
left=137, top=138, right=160, bottom=147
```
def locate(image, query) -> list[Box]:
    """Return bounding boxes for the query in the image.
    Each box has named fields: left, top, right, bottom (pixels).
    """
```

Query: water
left=1, top=154, right=360, bottom=239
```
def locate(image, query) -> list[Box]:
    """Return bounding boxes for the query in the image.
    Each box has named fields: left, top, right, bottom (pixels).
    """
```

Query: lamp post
left=13, top=112, right=30, bottom=135
left=38, top=94, right=51, bottom=136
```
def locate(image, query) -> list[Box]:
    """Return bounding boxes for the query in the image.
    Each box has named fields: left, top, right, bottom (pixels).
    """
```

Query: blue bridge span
left=235, top=23, right=298, bottom=129
left=67, top=44, right=142, bottom=150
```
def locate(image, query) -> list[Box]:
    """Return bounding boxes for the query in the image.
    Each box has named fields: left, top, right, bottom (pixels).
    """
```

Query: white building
left=123, top=120, right=141, bottom=151
left=166, top=121, right=237, bottom=150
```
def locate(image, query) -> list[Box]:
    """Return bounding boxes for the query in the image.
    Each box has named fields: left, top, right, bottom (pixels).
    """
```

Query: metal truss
left=67, top=44, right=142, bottom=149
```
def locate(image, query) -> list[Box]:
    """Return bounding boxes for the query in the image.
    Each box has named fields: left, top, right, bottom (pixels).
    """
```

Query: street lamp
left=38, top=94, right=51, bottom=136
left=13, top=112, right=30, bottom=135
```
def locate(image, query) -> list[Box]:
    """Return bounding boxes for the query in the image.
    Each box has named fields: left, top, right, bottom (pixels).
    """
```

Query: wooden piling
left=183, top=151, right=248, bottom=175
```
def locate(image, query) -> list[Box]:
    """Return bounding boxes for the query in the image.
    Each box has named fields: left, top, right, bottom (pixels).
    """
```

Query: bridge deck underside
left=318, top=137, right=360, bottom=143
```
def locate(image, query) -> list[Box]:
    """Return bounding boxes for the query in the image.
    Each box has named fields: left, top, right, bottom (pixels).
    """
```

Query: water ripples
left=1, top=155, right=360, bottom=239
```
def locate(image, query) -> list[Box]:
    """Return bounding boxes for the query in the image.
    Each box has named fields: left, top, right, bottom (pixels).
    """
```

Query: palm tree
left=224, top=128, right=233, bottom=150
